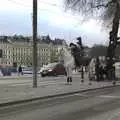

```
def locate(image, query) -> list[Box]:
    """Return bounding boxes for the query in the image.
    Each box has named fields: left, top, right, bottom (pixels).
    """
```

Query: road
left=0, top=86, right=120, bottom=120
left=0, top=75, right=82, bottom=87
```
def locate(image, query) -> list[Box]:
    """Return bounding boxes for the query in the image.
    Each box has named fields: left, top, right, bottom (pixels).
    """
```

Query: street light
left=33, top=0, right=38, bottom=88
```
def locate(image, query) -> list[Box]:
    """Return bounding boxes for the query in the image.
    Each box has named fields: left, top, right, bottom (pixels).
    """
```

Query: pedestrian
left=65, top=62, right=73, bottom=84
left=112, top=64, right=116, bottom=85
left=99, top=65, right=103, bottom=80
left=88, top=58, right=96, bottom=85
left=81, top=65, right=84, bottom=83
left=62, top=43, right=74, bottom=85
left=18, top=65, right=23, bottom=76
left=95, top=57, right=100, bottom=81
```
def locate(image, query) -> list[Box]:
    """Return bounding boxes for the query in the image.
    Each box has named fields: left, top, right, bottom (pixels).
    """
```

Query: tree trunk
left=106, top=1, right=120, bottom=80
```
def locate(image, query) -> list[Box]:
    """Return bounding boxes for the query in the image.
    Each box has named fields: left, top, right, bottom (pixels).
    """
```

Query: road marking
left=74, top=93, right=87, bottom=97
left=99, top=95, right=120, bottom=99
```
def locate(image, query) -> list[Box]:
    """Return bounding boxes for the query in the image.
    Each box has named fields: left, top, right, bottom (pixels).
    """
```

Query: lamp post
left=33, top=0, right=38, bottom=88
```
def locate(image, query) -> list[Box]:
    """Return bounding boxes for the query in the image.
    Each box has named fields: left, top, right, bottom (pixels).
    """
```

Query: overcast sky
left=0, top=0, right=109, bottom=46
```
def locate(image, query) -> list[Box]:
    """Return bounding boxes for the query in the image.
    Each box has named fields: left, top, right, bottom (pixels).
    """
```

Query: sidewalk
left=0, top=75, right=120, bottom=106
left=0, top=71, right=79, bottom=80
left=0, top=74, right=33, bottom=80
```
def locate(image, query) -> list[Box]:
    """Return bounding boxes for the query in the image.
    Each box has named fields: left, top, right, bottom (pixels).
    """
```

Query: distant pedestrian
left=95, top=57, right=100, bottom=81
left=88, top=58, right=96, bottom=85
left=81, top=65, right=84, bottom=83
left=112, top=64, right=116, bottom=85
left=18, top=65, right=23, bottom=76
left=65, top=62, right=73, bottom=84
left=99, top=65, right=104, bottom=80
left=63, top=43, right=74, bottom=85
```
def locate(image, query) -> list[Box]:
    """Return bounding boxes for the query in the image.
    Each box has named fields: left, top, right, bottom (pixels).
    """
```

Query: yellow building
left=0, top=36, right=65, bottom=67
left=0, top=39, right=51, bottom=67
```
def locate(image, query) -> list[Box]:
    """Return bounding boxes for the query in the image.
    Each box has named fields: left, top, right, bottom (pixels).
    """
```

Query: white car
left=38, top=66, right=47, bottom=74
left=22, top=67, right=33, bottom=74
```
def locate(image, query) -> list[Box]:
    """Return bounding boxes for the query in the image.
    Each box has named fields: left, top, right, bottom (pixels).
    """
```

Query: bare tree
left=65, top=0, right=120, bottom=79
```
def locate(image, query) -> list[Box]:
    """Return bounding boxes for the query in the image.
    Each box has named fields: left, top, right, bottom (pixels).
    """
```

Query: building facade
left=0, top=36, right=65, bottom=67
left=0, top=37, right=52, bottom=67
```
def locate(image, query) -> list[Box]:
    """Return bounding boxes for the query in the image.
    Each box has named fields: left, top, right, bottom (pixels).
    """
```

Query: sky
left=0, top=0, right=109, bottom=46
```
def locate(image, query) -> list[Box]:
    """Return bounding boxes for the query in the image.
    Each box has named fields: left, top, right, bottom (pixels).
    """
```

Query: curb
left=0, top=76, right=32, bottom=80
left=0, top=84, right=120, bottom=107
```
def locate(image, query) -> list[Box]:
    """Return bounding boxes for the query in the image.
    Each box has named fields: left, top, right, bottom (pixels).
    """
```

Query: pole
left=106, top=1, right=120, bottom=80
left=33, top=0, right=37, bottom=88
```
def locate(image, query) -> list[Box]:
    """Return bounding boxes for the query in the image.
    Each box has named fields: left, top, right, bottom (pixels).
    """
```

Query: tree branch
left=93, top=0, right=114, bottom=9
left=70, top=0, right=80, bottom=8
left=95, top=4, right=108, bottom=9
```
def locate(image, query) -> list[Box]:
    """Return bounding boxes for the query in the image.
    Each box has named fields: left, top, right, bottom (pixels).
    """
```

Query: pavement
left=0, top=74, right=33, bottom=80
left=0, top=72, right=120, bottom=107
left=1, top=84, right=120, bottom=120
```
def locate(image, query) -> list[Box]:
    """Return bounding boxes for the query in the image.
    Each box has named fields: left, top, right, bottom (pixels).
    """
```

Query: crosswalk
left=99, top=95, right=120, bottom=99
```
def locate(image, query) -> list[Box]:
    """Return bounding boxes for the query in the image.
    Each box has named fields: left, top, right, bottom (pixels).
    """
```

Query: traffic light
left=77, top=36, right=83, bottom=50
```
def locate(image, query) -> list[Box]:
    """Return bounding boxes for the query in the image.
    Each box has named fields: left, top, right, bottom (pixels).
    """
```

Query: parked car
left=1, top=67, right=12, bottom=76
left=22, top=67, right=33, bottom=74
left=38, top=65, right=47, bottom=74
left=40, top=63, right=66, bottom=77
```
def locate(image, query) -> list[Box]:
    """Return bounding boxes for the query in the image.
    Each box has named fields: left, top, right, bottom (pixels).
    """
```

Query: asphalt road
left=0, top=86, right=120, bottom=120
left=0, top=75, right=82, bottom=87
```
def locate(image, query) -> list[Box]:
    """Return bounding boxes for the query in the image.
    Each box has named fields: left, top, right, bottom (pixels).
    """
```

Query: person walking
left=65, top=62, right=73, bottom=84
left=95, top=57, right=100, bottom=81
left=88, top=58, right=96, bottom=85
left=81, top=65, right=84, bottom=83
left=112, top=63, right=116, bottom=85
left=18, top=65, right=23, bottom=76
left=62, top=43, right=74, bottom=85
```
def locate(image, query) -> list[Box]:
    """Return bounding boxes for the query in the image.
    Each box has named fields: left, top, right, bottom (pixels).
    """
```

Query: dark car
left=1, top=67, right=12, bottom=76
left=40, top=63, right=66, bottom=77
